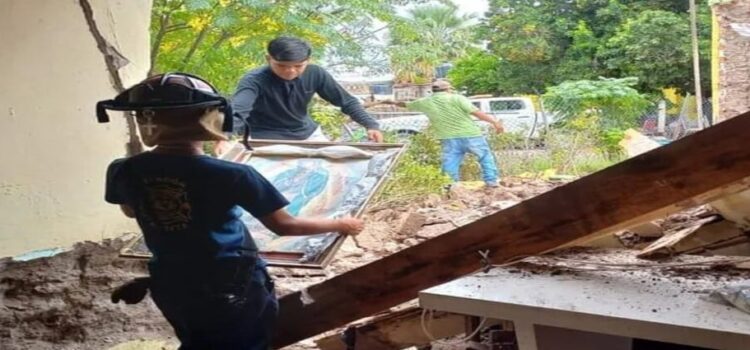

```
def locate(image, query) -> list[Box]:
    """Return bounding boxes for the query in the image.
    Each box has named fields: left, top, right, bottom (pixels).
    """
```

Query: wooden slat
left=636, top=216, right=719, bottom=258
left=636, top=217, right=748, bottom=258
left=273, top=111, right=750, bottom=348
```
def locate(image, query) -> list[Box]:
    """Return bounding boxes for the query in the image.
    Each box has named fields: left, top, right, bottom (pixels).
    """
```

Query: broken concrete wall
left=0, top=0, right=152, bottom=257
left=715, top=0, right=750, bottom=121
left=709, top=1, right=750, bottom=225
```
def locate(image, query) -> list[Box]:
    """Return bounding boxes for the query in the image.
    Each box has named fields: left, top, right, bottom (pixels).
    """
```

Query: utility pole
left=658, top=100, right=667, bottom=134
left=690, top=0, right=705, bottom=129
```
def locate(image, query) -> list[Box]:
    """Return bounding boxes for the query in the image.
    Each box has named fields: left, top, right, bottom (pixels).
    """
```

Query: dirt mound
left=0, top=238, right=172, bottom=350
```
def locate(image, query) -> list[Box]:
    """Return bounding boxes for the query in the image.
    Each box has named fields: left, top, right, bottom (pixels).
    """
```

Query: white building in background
left=332, top=70, right=396, bottom=101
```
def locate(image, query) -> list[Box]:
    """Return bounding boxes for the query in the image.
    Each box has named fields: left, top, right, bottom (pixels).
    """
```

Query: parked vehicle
left=370, top=96, right=549, bottom=139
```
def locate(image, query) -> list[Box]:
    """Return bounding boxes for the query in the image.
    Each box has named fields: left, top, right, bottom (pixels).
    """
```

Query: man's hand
left=213, top=140, right=235, bottom=157
left=380, top=100, right=407, bottom=108
left=492, top=121, right=505, bottom=134
left=367, top=129, right=384, bottom=143
left=362, top=100, right=387, bottom=108
left=337, top=217, right=364, bottom=236
left=111, top=277, right=150, bottom=305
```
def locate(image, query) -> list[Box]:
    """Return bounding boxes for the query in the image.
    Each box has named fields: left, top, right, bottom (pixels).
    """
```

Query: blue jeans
left=149, top=258, right=277, bottom=350
left=440, top=136, right=499, bottom=184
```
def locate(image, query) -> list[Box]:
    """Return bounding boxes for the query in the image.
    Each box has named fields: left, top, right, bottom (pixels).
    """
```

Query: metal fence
left=638, top=98, right=712, bottom=140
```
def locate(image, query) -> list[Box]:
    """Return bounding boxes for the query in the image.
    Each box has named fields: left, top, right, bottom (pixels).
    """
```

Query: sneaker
left=485, top=181, right=499, bottom=188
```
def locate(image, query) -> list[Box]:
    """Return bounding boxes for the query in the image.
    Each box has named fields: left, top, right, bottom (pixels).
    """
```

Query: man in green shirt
left=385, top=80, right=503, bottom=187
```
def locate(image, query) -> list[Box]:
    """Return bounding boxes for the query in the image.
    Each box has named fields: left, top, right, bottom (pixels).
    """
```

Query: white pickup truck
left=371, top=96, right=548, bottom=138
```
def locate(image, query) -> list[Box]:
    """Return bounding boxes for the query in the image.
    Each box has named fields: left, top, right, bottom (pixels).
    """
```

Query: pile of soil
left=0, top=239, right=173, bottom=350
left=0, top=178, right=560, bottom=349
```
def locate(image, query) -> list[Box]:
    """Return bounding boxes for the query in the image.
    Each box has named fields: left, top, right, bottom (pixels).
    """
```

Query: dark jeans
left=149, top=258, right=277, bottom=350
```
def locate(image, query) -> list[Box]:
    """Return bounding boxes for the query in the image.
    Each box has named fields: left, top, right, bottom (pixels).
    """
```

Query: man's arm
left=381, top=100, right=408, bottom=108
left=472, top=110, right=504, bottom=133
left=455, top=95, right=503, bottom=133
left=230, top=75, right=260, bottom=135
left=259, top=209, right=363, bottom=236
left=315, top=67, right=383, bottom=142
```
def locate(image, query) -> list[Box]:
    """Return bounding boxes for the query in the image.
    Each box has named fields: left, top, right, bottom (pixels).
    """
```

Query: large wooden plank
left=273, top=111, right=750, bottom=348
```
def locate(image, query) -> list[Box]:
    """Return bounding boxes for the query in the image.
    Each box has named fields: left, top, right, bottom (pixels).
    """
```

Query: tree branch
left=352, top=25, right=389, bottom=41
left=149, top=0, right=184, bottom=75
left=192, top=29, right=234, bottom=71
left=178, top=24, right=211, bottom=71
left=149, top=13, right=171, bottom=75
left=164, top=23, right=190, bottom=33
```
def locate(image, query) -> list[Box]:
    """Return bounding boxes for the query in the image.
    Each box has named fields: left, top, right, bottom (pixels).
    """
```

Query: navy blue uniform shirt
left=231, top=64, right=379, bottom=140
left=105, top=152, right=289, bottom=264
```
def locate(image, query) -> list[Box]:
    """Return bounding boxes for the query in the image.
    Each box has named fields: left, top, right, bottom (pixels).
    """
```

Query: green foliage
left=448, top=50, right=500, bottom=95
left=543, top=77, right=650, bottom=130
left=151, top=0, right=425, bottom=93
left=449, top=52, right=555, bottom=95
left=598, top=128, right=626, bottom=159
left=377, top=132, right=451, bottom=200
left=599, top=10, right=693, bottom=92
left=543, top=77, right=646, bottom=160
left=389, top=3, right=477, bottom=83
left=554, top=20, right=604, bottom=82
left=450, top=0, right=711, bottom=95
left=309, top=103, right=347, bottom=140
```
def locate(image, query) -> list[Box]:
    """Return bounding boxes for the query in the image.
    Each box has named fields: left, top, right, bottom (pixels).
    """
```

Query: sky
left=455, top=0, right=489, bottom=19
left=330, top=0, right=490, bottom=78
left=398, top=0, right=489, bottom=19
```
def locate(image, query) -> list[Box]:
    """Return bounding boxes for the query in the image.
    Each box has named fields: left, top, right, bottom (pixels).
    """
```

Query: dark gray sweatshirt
left=231, top=64, right=379, bottom=140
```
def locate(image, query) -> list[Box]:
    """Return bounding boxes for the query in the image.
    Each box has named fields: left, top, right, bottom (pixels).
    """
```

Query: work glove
left=111, top=277, right=151, bottom=305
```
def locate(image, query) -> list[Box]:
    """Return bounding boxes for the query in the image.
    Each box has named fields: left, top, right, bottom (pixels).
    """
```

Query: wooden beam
left=273, top=112, right=750, bottom=348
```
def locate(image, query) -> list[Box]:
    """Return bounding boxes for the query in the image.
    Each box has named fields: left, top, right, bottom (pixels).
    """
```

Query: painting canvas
left=121, top=140, right=405, bottom=268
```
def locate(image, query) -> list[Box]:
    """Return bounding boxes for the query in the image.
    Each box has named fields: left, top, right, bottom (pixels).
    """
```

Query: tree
left=388, top=3, right=477, bottom=83
left=150, top=0, right=427, bottom=93
left=599, top=10, right=693, bottom=92
left=543, top=77, right=650, bottom=130
left=447, top=50, right=500, bottom=95
left=543, top=77, right=651, bottom=158
left=450, top=0, right=712, bottom=95
left=449, top=51, right=554, bottom=95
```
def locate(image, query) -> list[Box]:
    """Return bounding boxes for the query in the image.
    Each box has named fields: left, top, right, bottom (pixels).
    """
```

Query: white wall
left=0, top=0, right=152, bottom=257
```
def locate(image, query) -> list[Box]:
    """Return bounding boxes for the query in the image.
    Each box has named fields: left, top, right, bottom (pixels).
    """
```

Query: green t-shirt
left=406, top=92, right=482, bottom=139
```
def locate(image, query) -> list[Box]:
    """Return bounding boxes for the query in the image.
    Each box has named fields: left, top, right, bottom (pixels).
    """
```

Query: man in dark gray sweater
left=230, top=36, right=383, bottom=142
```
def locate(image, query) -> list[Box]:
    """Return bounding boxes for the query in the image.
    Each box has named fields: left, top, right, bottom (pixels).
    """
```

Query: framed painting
left=121, top=140, right=406, bottom=268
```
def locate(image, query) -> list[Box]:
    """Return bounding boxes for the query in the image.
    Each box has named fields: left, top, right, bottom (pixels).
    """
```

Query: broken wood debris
left=639, top=218, right=748, bottom=258
left=638, top=216, right=721, bottom=258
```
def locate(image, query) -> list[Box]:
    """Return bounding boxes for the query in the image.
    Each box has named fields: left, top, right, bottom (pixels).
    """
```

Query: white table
left=419, top=253, right=750, bottom=350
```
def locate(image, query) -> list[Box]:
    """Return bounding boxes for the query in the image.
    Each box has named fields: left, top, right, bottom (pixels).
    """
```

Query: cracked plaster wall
left=716, top=0, right=750, bottom=121
left=0, top=0, right=152, bottom=257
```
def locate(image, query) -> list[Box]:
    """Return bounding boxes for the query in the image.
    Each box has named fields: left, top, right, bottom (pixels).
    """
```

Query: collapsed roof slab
left=273, top=111, right=750, bottom=348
